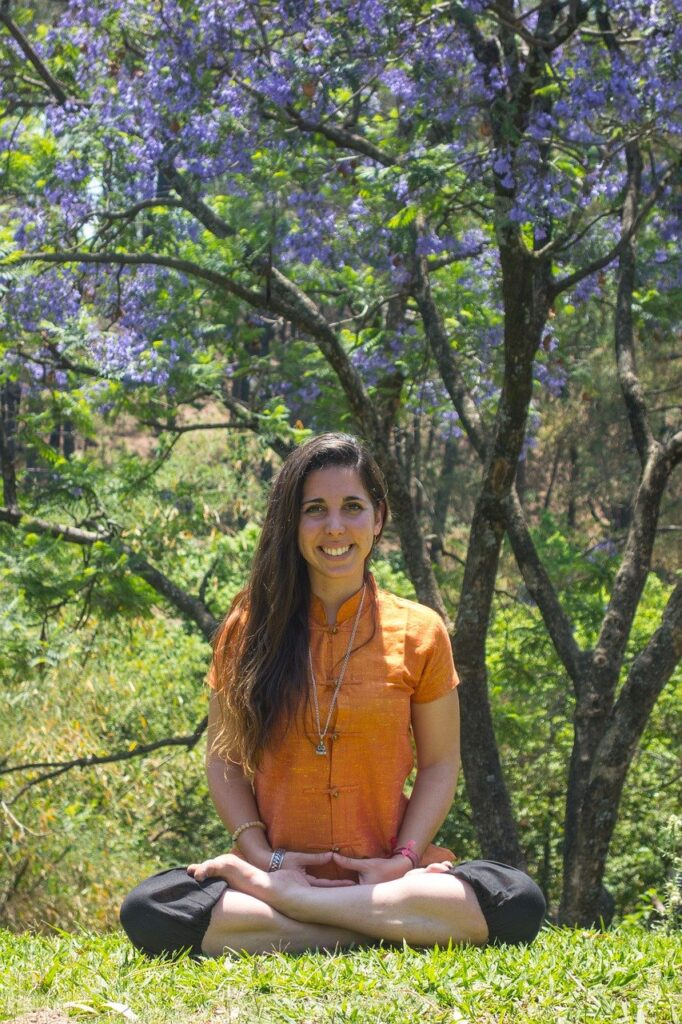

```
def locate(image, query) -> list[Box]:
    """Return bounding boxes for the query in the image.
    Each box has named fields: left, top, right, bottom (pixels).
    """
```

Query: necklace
left=309, top=583, right=366, bottom=756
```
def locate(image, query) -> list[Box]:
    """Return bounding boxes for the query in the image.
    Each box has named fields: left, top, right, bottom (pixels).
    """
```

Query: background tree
left=1, top=0, right=679, bottom=926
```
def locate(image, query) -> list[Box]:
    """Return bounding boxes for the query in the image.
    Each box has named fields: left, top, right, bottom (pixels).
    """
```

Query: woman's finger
left=331, top=852, right=363, bottom=868
left=309, top=878, right=357, bottom=887
left=292, top=850, right=334, bottom=865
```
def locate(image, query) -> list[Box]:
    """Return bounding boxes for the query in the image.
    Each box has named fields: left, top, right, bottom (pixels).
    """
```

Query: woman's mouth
left=320, top=545, right=352, bottom=557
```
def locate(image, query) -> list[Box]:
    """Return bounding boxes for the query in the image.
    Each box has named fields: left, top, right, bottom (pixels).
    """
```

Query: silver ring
left=268, top=848, right=286, bottom=872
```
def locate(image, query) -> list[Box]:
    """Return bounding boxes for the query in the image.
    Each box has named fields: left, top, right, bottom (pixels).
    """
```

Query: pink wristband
left=391, top=842, right=420, bottom=869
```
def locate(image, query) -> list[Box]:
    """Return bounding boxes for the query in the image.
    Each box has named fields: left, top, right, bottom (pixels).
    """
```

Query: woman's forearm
left=206, top=756, right=273, bottom=870
left=395, top=762, right=458, bottom=858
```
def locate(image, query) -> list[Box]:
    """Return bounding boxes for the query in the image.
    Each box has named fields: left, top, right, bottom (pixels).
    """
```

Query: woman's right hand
left=279, top=850, right=339, bottom=875
left=188, top=850, right=355, bottom=887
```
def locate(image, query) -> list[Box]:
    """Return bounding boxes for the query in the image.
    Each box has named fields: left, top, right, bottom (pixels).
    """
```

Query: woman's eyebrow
left=301, top=494, right=366, bottom=504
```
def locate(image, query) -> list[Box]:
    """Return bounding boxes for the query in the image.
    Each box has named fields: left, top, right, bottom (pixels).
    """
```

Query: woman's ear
left=374, top=502, right=385, bottom=535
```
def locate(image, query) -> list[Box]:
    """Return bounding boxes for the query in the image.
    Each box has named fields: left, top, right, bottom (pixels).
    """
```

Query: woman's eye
left=345, top=502, right=363, bottom=512
left=304, top=504, right=325, bottom=514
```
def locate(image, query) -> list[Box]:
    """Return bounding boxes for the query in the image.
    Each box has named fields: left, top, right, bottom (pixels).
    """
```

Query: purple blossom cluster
left=2, top=0, right=678, bottom=398
left=3, top=268, right=82, bottom=335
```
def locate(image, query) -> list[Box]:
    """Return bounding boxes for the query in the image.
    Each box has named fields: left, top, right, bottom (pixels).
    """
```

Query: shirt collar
left=309, top=574, right=375, bottom=627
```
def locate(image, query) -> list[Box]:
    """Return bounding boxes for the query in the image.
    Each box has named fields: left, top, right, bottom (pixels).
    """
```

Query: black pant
left=119, top=860, right=546, bottom=957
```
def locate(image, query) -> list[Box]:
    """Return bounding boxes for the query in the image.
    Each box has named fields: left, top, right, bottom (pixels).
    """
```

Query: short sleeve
left=206, top=606, right=245, bottom=690
left=410, top=610, right=459, bottom=703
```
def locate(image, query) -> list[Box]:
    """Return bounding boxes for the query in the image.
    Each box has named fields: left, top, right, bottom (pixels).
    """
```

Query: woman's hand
left=188, top=850, right=355, bottom=887
left=281, top=850, right=342, bottom=876
left=331, top=852, right=413, bottom=885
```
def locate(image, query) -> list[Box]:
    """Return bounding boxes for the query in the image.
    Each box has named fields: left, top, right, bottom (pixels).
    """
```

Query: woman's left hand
left=331, top=852, right=414, bottom=885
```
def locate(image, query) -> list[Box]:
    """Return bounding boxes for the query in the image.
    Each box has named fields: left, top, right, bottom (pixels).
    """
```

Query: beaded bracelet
left=268, top=848, right=286, bottom=872
left=391, top=842, right=420, bottom=869
left=232, top=820, right=267, bottom=843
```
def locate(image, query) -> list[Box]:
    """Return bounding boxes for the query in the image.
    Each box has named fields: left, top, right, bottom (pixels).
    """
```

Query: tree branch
left=608, top=579, right=682, bottom=751
left=560, top=576, right=682, bottom=926
left=590, top=440, right=680, bottom=700
left=0, top=379, right=20, bottom=508
left=234, top=73, right=398, bottom=167
left=12, top=250, right=266, bottom=309
left=505, top=486, right=586, bottom=686
left=413, top=230, right=488, bottom=460
left=139, top=418, right=257, bottom=435
left=2, top=717, right=208, bottom=805
left=615, top=141, right=655, bottom=465
left=0, top=3, right=71, bottom=106
left=550, top=162, right=677, bottom=297
left=0, top=505, right=112, bottom=545
left=218, top=391, right=295, bottom=461
left=158, top=156, right=237, bottom=239
left=0, top=505, right=218, bottom=640
left=285, top=110, right=398, bottom=168
left=11, top=250, right=358, bottom=348
left=665, top=429, right=682, bottom=467
left=100, top=198, right=185, bottom=222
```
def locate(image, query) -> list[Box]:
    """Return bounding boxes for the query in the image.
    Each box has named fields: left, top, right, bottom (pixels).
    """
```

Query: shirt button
left=331, top=732, right=340, bottom=741
left=332, top=845, right=340, bottom=852
left=330, top=625, right=338, bottom=634
left=332, top=789, right=340, bottom=798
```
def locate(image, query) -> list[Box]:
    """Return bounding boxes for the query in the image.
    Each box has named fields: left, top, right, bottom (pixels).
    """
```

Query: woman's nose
left=325, top=512, right=345, bottom=534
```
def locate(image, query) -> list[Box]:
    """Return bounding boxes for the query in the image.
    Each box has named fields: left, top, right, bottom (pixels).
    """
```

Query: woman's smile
left=320, top=544, right=352, bottom=557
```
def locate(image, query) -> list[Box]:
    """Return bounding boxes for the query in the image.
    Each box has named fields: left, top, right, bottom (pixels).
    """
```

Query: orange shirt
left=210, top=576, right=458, bottom=878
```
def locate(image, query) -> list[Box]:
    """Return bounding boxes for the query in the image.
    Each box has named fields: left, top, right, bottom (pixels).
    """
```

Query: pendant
left=315, top=740, right=327, bottom=756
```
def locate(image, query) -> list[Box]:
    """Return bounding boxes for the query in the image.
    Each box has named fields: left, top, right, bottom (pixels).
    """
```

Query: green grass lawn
left=1, top=927, right=679, bottom=1024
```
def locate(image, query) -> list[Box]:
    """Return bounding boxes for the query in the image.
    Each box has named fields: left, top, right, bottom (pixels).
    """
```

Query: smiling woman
left=119, top=434, right=545, bottom=957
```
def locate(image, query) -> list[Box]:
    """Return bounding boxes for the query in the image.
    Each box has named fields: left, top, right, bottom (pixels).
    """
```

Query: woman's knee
left=119, top=867, right=228, bottom=957
left=449, top=861, right=546, bottom=946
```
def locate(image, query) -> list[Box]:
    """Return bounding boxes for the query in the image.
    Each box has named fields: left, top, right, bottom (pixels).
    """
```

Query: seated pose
left=120, top=433, right=545, bottom=957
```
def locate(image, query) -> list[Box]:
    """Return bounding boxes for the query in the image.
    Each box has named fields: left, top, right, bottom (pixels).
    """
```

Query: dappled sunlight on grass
left=1, top=927, right=680, bottom=1024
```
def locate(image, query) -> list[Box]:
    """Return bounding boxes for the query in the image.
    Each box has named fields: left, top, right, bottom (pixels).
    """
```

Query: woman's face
left=298, top=465, right=383, bottom=595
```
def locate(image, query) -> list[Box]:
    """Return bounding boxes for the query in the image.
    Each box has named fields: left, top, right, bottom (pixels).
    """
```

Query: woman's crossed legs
left=195, top=855, right=489, bottom=955
left=120, top=853, right=545, bottom=957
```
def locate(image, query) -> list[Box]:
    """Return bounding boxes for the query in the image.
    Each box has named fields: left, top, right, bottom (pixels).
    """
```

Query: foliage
left=2, top=445, right=677, bottom=930
left=1, top=0, right=680, bottom=929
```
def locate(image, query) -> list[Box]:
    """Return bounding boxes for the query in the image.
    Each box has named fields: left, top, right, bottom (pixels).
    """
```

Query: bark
left=430, top=434, right=459, bottom=563
left=0, top=379, right=20, bottom=508
left=614, top=144, right=654, bottom=465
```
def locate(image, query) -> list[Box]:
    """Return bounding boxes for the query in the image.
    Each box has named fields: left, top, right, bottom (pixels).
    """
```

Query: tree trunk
left=454, top=247, right=550, bottom=865
left=430, top=434, right=459, bottom=564
left=559, top=138, right=679, bottom=924
left=0, top=380, right=21, bottom=509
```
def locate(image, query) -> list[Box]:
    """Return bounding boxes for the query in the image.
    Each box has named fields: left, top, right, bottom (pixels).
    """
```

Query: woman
left=120, top=433, right=545, bottom=956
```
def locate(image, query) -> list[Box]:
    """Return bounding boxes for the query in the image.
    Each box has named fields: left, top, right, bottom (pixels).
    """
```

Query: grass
left=1, top=926, right=680, bottom=1024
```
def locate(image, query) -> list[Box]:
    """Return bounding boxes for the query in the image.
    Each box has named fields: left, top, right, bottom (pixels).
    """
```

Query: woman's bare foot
left=187, top=853, right=353, bottom=918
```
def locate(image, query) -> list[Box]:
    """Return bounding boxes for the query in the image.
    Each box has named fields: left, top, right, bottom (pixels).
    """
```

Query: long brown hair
left=210, top=433, right=388, bottom=774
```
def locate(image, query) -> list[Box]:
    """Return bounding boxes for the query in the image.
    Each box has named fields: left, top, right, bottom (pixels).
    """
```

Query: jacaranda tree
left=1, top=0, right=680, bottom=924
